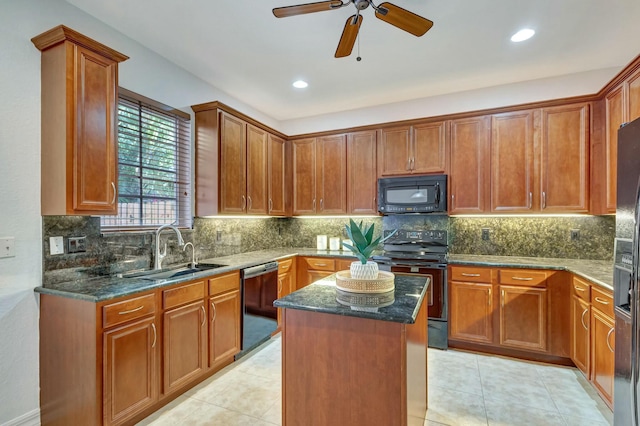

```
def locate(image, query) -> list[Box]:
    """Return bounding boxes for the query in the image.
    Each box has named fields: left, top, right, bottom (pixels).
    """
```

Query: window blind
left=101, top=91, right=192, bottom=229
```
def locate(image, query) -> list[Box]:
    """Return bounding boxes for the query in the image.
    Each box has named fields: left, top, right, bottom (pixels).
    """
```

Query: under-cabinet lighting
left=452, top=214, right=595, bottom=218
left=294, top=215, right=380, bottom=219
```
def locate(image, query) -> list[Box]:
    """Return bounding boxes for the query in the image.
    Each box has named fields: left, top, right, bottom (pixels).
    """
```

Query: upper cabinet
left=192, top=104, right=289, bottom=216
left=292, top=136, right=347, bottom=215
left=378, top=122, right=448, bottom=176
left=32, top=25, right=128, bottom=215
left=347, top=130, right=378, bottom=215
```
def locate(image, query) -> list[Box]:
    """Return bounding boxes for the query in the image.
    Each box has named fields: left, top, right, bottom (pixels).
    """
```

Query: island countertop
left=274, top=273, right=430, bottom=324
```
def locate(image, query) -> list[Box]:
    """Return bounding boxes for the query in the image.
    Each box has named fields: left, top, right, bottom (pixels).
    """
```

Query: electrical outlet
left=49, top=236, right=64, bottom=255
left=570, top=229, right=580, bottom=241
left=0, top=237, right=15, bottom=258
left=216, top=230, right=222, bottom=242
left=481, top=228, right=490, bottom=241
left=68, top=236, right=87, bottom=253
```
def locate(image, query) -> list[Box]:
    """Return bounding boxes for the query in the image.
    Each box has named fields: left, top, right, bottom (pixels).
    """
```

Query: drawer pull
left=278, top=278, right=283, bottom=294
left=581, top=309, right=589, bottom=330
left=594, top=297, right=610, bottom=305
left=118, top=305, right=144, bottom=315
left=574, top=286, right=585, bottom=292
left=315, top=263, right=327, bottom=267
left=461, top=273, right=480, bottom=277
left=512, top=276, right=533, bottom=281
left=211, top=302, right=217, bottom=323
left=201, top=306, right=206, bottom=327
left=151, top=323, right=157, bottom=348
left=607, top=328, right=615, bottom=353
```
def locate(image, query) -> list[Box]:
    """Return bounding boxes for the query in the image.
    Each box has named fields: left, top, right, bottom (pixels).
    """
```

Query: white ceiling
left=65, top=0, right=640, bottom=122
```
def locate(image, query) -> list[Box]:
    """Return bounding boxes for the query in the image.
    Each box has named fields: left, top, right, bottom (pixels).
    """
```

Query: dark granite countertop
left=449, top=254, right=613, bottom=290
left=35, top=248, right=613, bottom=302
left=274, top=273, right=429, bottom=324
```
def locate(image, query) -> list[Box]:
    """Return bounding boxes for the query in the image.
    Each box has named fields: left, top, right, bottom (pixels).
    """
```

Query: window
left=101, top=89, right=192, bottom=229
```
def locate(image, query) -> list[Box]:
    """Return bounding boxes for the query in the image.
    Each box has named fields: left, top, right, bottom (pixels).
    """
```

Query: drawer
left=304, top=257, right=335, bottom=271
left=498, top=269, right=548, bottom=287
left=103, top=292, right=156, bottom=329
left=278, top=258, right=294, bottom=274
left=335, top=258, right=353, bottom=271
left=572, top=276, right=591, bottom=301
left=163, top=280, right=206, bottom=310
left=450, top=266, right=491, bottom=283
left=591, top=286, right=614, bottom=317
left=209, top=271, right=240, bottom=296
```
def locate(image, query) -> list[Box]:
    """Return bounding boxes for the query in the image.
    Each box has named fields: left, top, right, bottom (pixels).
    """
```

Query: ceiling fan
left=273, top=0, right=434, bottom=58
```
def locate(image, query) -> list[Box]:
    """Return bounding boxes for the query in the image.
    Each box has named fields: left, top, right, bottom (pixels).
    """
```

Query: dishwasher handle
left=242, top=261, right=279, bottom=279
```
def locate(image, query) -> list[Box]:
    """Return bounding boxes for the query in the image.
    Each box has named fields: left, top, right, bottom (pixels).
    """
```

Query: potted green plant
left=342, top=219, right=396, bottom=279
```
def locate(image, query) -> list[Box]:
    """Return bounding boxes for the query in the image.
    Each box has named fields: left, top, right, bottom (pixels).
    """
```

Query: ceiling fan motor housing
left=353, top=0, right=370, bottom=10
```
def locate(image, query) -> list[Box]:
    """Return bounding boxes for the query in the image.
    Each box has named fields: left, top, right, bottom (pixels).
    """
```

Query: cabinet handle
left=542, top=191, right=546, bottom=209
left=111, top=182, right=117, bottom=205
left=574, top=286, right=585, bottom=292
left=211, top=302, right=217, bottom=323
left=488, top=288, right=492, bottom=307
left=451, top=194, right=455, bottom=210
left=529, top=192, right=532, bottom=209
left=118, top=305, right=144, bottom=315
left=200, top=306, right=206, bottom=327
left=313, top=199, right=316, bottom=211
left=501, top=289, right=505, bottom=308
left=512, top=276, right=533, bottom=281
left=594, top=297, right=610, bottom=305
left=410, top=157, right=415, bottom=170
left=151, top=323, right=157, bottom=348
left=278, top=278, right=283, bottom=294
left=315, top=263, right=327, bottom=267
left=461, top=273, right=480, bottom=277
left=581, top=309, right=589, bottom=330
left=320, top=199, right=324, bottom=211
left=607, top=327, right=615, bottom=352
left=248, top=196, right=252, bottom=210
left=406, top=158, right=411, bottom=170
left=241, top=195, right=246, bottom=211
left=269, top=199, right=273, bottom=213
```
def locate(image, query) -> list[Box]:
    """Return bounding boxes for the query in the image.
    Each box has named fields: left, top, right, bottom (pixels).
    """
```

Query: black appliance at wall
left=237, top=261, right=279, bottom=359
left=378, top=174, right=447, bottom=214
left=373, top=229, right=448, bottom=349
left=614, top=117, right=640, bottom=425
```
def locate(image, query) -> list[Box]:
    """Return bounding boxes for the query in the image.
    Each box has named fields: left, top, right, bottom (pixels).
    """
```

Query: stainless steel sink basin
left=120, top=263, right=227, bottom=280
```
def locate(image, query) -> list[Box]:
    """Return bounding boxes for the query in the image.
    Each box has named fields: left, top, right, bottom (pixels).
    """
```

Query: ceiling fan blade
left=335, top=15, right=363, bottom=58
left=273, top=1, right=343, bottom=18
left=374, top=2, right=433, bottom=37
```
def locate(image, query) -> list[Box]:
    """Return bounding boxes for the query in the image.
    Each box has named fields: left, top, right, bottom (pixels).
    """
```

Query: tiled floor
left=137, top=336, right=613, bottom=425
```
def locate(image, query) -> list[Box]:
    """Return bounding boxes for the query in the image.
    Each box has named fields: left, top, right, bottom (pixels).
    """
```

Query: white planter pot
left=350, top=261, right=379, bottom=280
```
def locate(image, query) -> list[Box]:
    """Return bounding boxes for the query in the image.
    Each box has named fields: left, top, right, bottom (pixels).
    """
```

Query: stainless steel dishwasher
left=237, top=261, right=279, bottom=359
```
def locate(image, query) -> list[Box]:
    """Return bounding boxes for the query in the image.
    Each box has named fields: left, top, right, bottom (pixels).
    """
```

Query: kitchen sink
left=120, top=263, right=227, bottom=280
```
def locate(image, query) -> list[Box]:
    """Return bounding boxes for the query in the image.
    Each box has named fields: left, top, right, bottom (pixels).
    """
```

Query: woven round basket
left=335, top=270, right=395, bottom=293
left=335, top=289, right=395, bottom=309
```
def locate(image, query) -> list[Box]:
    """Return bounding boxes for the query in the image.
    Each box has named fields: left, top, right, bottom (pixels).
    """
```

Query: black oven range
left=373, top=229, right=448, bottom=349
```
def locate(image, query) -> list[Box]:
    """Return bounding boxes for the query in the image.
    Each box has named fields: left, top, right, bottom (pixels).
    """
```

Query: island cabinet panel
left=268, top=134, right=288, bottom=216
left=347, top=130, right=378, bottom=214
left=103, top=317, right=158, bottom=426
left=540, top=103, right=590, bottom=213
left=32, top=25, right=127, bottom=215
left=449, top=281, right=493, bottom=343
left=499, top=286, right=548, bottom=352
left=378, top=126, right=412, bottom=176
left=246, top=124, right=269, bottom=214
left=490, top=110, right=536, bottom=212
left=219, top=112, right=247, bottom=214
left=292, top=138, right=317, bottom=214
left=449, top=115, right=491, bottom=214
left=316, top=134, right=348, bottom=214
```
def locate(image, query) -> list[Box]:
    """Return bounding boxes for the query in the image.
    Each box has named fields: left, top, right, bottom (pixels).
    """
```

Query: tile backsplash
left=42, top=214, right=615, bottom=285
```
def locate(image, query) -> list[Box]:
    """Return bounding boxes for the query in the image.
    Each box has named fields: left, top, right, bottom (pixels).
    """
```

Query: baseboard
left=1, top=409, right=40, bottom=426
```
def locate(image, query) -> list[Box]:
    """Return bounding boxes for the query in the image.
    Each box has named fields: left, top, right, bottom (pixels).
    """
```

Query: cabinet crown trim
left=31, top=25, right=129, bottom=63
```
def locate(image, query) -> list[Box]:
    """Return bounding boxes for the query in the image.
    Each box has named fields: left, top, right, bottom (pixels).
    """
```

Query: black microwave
left=378, top=175, right=447, bottom=214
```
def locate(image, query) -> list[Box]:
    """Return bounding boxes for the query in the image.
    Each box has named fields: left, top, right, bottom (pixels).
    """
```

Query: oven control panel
left=384, top=229, right=447, bottom=243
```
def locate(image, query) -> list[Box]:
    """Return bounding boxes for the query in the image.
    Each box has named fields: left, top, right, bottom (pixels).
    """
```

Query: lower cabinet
left=570, top=294, right=591, bottom=376
left=591, top=308, right=615, bottom=406
left=499, top=285, right=547, bottom=351
left=209, top=289, right=241, bottom=368
left=449, top=281, right=493, bottom=343
left=296, top=256, right=336, bottom=288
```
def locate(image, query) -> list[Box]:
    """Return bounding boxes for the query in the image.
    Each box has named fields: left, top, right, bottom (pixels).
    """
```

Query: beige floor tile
left=180, top=402, right=275, bottom=426
left=136, top=396, right=210, bottom=425
left=479, top=374, right=556, bottom=412
left=477, top=353, right=545, bottom=383
left=428, top=362, right=483, bottom=396
left=484, top=397, right=565, bottom=426
left=562, top=413, right=612, bottom=426
left=426, top=385, right=488, bottom=426
left=260, top=399, right=282, bottom=425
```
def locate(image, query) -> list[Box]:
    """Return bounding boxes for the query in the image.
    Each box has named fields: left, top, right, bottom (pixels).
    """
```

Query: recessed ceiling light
left=292, top=80, right=308, bottom=89
left=510, top=28, right=535, bottom=42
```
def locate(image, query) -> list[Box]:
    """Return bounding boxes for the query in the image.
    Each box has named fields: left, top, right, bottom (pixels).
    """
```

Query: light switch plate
left=0, top=237, right=15, bottom=258
left=50, top=236, right=64, bottom=255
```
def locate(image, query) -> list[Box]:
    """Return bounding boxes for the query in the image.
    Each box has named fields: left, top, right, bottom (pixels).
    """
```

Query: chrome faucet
left=183, top=242, right=197, bottom=269
left=154, top=224, right=185, bottom=270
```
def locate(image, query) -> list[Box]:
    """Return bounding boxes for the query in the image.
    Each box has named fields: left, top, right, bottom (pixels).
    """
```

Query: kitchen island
left=274, top=273, right=430, bottom=426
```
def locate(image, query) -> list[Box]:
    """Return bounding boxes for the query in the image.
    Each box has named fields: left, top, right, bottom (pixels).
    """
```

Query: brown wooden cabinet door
left=628, top=69, right=640, bottom=122
left=163, top=300, right=207, bottom=395
left=540, top=103, right=589, bottom=213
left=378, top=126, right=411, bottom=176
left=219, top=112, right=247, bottom=213
left=571, top=295, right=590, bottom=377
left=277, top=272, right=292, bottom=329
left=292, top=138, right=316, bottom=215
left=591, top=308, right=615, bottom=406
left=449, top=281, right=493, bottom=343
left=499, top=285, right=548, bottom=352
left=103, top=317, right=158, bottom=426
left=74, top=46, right=118, bottom=214
left=246, top=124, right=268, bottom=214
left=268, top=134, right=287, bottom=216
left=347, top=130, right=378, bottom=214
left=449, top=116, right=491, bottom=214
left=491, top=111, right=535, bottom=212
left=605, top=86, right=625, bottom=213
left=209, top=290, right=241, bottom=369
left=413, top=121, right=448, bottom=174
left=317, top=135, right=347, bottom=214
